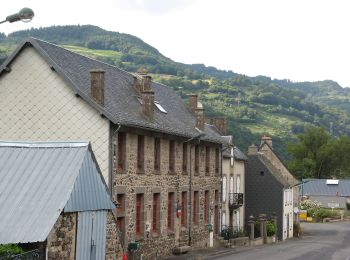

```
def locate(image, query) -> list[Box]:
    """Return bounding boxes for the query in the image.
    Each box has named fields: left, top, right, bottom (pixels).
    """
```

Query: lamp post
left=0, top=8, right=34, bottom=24
left=185, top=132, right=206, bottom=246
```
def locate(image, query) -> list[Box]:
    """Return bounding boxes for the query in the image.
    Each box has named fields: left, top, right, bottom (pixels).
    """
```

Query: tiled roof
left=0, top=141, right=114, bottom=244
left=247, top=153, right=297, bottom=188
left=0, top=38, right=224, bottom=144
left=303, top=179, right=350, bottom=197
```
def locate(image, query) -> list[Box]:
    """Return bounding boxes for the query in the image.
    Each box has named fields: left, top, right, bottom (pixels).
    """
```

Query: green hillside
left=1, top=25, right=350, bottom=159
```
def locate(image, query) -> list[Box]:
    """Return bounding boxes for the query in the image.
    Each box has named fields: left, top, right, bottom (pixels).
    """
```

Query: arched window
left=230, top=176, right=234, bottom=194
left=222, top=176, right=227, bottom=202
left=236, top=175, right=241, bottom=193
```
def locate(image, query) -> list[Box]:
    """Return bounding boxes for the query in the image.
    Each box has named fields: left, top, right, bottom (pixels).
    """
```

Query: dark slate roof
left=248, top=154, right=296, bottom=188
left=0, top=38, right=224, bottom=144
left=0, top=141, right=115, bottom=244
left=233, top=147, right=248, bottom=161
left=303, top=179, right=350, bottom=197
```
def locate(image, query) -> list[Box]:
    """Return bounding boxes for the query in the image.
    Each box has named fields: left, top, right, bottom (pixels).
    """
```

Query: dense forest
left=2, top=25, right=350, bottom=161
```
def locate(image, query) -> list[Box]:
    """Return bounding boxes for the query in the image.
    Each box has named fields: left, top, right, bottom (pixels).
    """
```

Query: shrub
left=0, top=244, right=23, bottom=258
left=266, top=221, right=277, bottom=236
left=314, top=208, right=340, bottom=220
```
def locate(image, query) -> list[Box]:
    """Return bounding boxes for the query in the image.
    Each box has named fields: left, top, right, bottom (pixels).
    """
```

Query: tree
left=287, top=126, right=332, bottom=179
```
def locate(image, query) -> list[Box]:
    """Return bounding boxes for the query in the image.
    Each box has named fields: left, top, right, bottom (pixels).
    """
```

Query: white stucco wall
left=0, top=47, right=110, bottom=183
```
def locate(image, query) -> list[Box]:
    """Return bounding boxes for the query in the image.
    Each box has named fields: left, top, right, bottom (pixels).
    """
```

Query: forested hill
left=1, top=25, right=350, bottom=159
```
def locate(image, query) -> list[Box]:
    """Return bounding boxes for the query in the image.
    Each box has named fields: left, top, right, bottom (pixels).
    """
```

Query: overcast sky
left=2, top=0, right=350, bottom=87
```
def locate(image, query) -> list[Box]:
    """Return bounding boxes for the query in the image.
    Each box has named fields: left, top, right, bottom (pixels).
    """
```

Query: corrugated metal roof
left=308, top=195, right=346, bottom=209
left=303, top=179, right=350, bottom=197
left=0, top=141, right=114, bottom=244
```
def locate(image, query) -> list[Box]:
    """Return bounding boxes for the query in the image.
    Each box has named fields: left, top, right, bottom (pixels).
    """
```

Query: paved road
left=214, top=222, right=350, bottom=260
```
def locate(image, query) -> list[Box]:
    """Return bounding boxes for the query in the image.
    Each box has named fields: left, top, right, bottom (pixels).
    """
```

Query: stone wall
left=47, top=213, right=76, bottom=260
left=105, top=211, right=123, bottom=260
left=112, top=128, right=221, bottom=259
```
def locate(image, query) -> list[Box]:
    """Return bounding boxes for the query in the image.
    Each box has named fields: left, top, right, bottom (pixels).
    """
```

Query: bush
left=314, top=208, right=340, bottom=220
left=220, top=226, right=247, bottom=240
left=266, top=221, right=277, bottom=236
left=0, top=244, right=23, bottom=258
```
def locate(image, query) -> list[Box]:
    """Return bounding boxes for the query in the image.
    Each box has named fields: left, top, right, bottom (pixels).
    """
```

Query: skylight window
left=326, top=179, right=339, bottom=185
left=154, top=101, right=167, bottom=113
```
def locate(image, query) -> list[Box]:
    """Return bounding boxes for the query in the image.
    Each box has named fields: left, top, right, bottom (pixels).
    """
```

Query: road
left=214, top=222, right=350, bottom=260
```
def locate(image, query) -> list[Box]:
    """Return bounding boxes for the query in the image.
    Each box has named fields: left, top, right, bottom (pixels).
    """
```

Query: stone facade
left=47, top=213, right=77, bottom=260
left=106, top=212, right=123, bottom=260
left=113, top=128, right=221, bottom=259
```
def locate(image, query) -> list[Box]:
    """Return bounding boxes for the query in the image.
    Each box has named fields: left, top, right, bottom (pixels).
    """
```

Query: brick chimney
left=195, top=107, right=204, bottom=130
left=261, top=135, right=272, bottom=148
left=248, top=144, right=258, bottom=155
left=211, top=117, right=227, bottom=135
left=134, top=72, right=152, bottom=93
left=90, top=69, right=105, bottom=106
left=188, top=94, right=198, bottom=114
left=141, top=90, right=154, bottom=120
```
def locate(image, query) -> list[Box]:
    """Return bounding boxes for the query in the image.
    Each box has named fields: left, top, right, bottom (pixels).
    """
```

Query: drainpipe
left=110, top=123, right=121, bottom=197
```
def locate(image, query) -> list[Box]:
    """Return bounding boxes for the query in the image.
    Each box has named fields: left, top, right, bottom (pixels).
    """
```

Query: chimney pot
left=134, top=72, right=152, bottom=93
left=248, top=144, right=258, bottom=155
left=188, top=94, right=198, bottom=114
left=261, top=135, right=273, bottom=148
left=142, top=90, right=154, bottom=120
left=90, top=69, right=105, bottom=106
left=195, top=107, right=204, bottom=130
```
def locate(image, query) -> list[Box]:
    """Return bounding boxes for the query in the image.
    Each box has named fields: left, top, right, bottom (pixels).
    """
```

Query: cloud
left=115, top=0, right=198, bottom=15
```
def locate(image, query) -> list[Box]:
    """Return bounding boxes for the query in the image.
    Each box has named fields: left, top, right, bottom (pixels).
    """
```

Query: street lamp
left=184, top=132, right=206, bottom=246
left=0, top=8, right=34, bottom=24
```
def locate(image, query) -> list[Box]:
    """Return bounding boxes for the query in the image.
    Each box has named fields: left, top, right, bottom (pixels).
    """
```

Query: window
left=137, top=135, right=144, bottom=172
left=215, top=148, right=220, bottom=176
left=205, top=146, right=210, bottom=176
left=117, top=194, right=125, bottom=215
left=222, top=176, right=227, bottom=202
left=152, top=193, right=160, bottom=234
left=194, top=145, right=200, bottom=175
left=193, top=191, right=199, bottom=225
left=117, top=217, right=125, bottom=244
left=168, top=192, right=175, bottom=231
left=182, top=143, right=188, bottom=174
left=230, top=176, right=234, bottom=194
left=222, top=212, right=226, bottom=230
left=215, top=190, right=219, bottom=204
left=154, top=138, right=160, bottom=172
left=181, top=192, right=187, bottom=227
left=204, top=190, right=209, bottom=224
left=169, top=140, right=175, bottom=173
left=117, top=133, right=126, bottom=173
left=236, top=175, right=241, bottom=193
left=136, top=194, right=144, bottom=238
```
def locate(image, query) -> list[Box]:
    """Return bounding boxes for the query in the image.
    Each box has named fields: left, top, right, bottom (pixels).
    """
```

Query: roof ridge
left=0, top=140, right=89, bottom=148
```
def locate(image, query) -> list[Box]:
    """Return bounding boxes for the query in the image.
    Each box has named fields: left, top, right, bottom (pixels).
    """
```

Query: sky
left=2, top=0, right=350, bottom=87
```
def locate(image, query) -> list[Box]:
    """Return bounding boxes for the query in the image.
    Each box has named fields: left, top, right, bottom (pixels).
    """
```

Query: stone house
left=0, top=38, right=225, bottom=259
left=221, top=136, right=247, bottom=232
left=0, top=141, right=120, bottom=260
left=245, top=136, right=298, bottom=240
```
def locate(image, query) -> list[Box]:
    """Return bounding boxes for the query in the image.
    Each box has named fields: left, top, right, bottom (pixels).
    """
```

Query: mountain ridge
left=1, top=25, right=349, bottom=159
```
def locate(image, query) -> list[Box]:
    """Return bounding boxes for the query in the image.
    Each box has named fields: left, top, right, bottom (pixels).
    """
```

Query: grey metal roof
left=0, top=141, right=115, bottom=244
left=303, top=179, right=350, bottom=197
left=308, top=195, right=346, bottom=209
left=0, top=38, right=224, bottom=144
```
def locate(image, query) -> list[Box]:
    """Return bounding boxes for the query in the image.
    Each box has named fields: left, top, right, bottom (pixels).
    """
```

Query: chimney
left=188, top=94, right=198, bottom=114
left=134, top=72, right=152, bottom=93
left=261, top=135, right=272, bottom=148
left=195, top=107, right=204, bottom=130
left=90, top=69, right=105, bottom=106
left=211, top=117, right=227, bottom=135
left=142, top=90, right=154, bottom=120
left=248, top=144, right=258, bottom=155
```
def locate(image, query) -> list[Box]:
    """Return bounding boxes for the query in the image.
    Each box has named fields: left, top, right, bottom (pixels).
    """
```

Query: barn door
left=76, top=211, right=107, bottom=260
